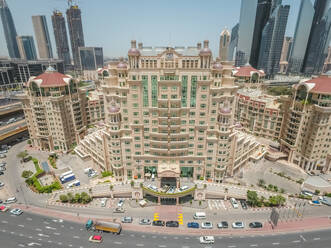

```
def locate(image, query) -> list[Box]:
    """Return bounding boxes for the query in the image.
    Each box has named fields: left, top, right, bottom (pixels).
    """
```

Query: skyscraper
left=227, top=23, right=239, bottom=61
left=236, top=0, right=258, bottom=66
left=280, top=36, right=293, bottom=62
left=32, top=15, right=53, bottom=59
left=16, top=35, right=37, bottom=60
left=302, top=0, right=331, bottom=74
left=66, top=4, right=85, bottom=70
left=249, top=0, right=272, bottom=68
left=219, top=28, right=230, bottom=61
left=79, top=47, right=103, bottom=70
left=258, top=2, right=290, bottom=76
left=288, top=0, right=314, bottom=74
left=0, top=0, right=20, bottom=58
left=52, top=10, right=71, bottom=67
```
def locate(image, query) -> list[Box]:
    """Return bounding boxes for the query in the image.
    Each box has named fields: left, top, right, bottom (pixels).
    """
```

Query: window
left=190, top=76, right=197, bottom=107
left=181, top=76, right=188, bottom=107
left=151, top=75, right=158, bottom=107
left=142, top=75, right=148, bottom=107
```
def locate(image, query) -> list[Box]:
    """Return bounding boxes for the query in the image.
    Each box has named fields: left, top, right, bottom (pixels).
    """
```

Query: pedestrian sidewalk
left=11, top=204, right=331, bottom=236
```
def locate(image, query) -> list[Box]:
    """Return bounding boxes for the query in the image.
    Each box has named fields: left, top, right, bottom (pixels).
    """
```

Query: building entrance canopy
left=158, top=163, right=180, bottom=178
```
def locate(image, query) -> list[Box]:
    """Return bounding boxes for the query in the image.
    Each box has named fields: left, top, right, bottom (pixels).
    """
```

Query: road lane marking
left=141, top=235, right=146, bottom=238
left=136, top=244, right=144, bottom=247
left=159, top=245, right=167, bottom=248
left=272, top=243, right=280, bottom=245
left=43, top=221, right=50, bottom=225
left=27, top=243, right=41, bottom=247
left=313, top=238, right=320, bottom=241
left=26, top=218, right=32, bottom=221
left=130, top=234, right=135, bottom=237
left=37, top=233, right=49, bottom=238
left=68, top=244, right=73, bottom=247
left=73, top=236, right=80, bottom=239
left=19, top=233, right=24, bottom=237
left=18, top=244, right=25, bottom=247
left=114, top=241, right=122, bottom=245
left=173, top=237, right=178, bottom=239
left=152, top=236, right=156, bottom=238
left=35, top=228, right=42, bottom=231
left=300, top=235, right=306, bottom=242
left=18, top=224, right=24, bottom=228
left=1, top=220, right=8, bottom=223
left=54, top=232, right=61, bottom=235
left=250, top=245, right=258, bottom=247
left=185, top=237, right=190, bottom=239
left=163, top=236, right=167, bottom=239
left=228, top=246, right=237, bottom=248
left=45, top=226, right=56, bottom=230
left=292, top=240, right=300, bottom=243
left=10, top=231, right=15, bottom=234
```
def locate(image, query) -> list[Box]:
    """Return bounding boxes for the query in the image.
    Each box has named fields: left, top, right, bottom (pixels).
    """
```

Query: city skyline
left=0, top=0, right=300, bottom=59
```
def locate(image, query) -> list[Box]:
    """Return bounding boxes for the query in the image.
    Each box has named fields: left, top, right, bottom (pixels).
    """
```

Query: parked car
left=167, top=186, right=176, bottom=194
left=0, top=182, right=4, bottom=187
left=5, top=197, right=16, bottom=204
left=179, top=185, right=189, bottom=192
left=230, top=198, right=239, bottom=209
left=0, top=162, right=5, bottom=167
left=100, top=198, right=107, bottom=207
left=88, top=235, right=102, bottom=243
left=147, top=184, right=158, bottom=191
left=200, top=236, right=215, bottom=244
left=249, top=222, right=263, bottom=228
left=21, top=156, right=32, bottom=163
left=0, top=205, right=8, bottom=212
left=0, top=154, right=6, bottom=159
left=217, top=221, right=229, bottom=229
left=10, top=208, right=23, bottom=216
left=121, top=216, right=133, bottom=223
left=309, top=200, right=322, bottom=206
left=240, top=200, right=248, bottom=210
left=0, top=150, right=7, bottom=155
left=232, top=221, right=244, bottom=229
left=0, top=167, right=6, bottom=172
left=166, top=221, right=179, bottom=227
left=117, top=199, right=124, bottom=207
left=152, top=220, right=165, bottom=226
left=0, top=171, right=3, bottom=176
left=187, top=222, right=199, bottom=228
left=113, top=207, right=125, bottom=213
left=201, top=222, right=213, bottom=229
left=139, top=219, right=151, bottom=225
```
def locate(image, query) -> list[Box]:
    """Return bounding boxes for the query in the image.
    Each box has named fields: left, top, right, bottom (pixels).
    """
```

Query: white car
left=0, top=182, right=4, bottom=187
left=201, top=221, right=213, bottom=229
left=147, top=184, right=158, bottom=191
left=100, top=198, right=107, bottom=207
left=10, top=208, right=23, bottom=216
left=117, top=199, right=124, bottom=207
left=232, top=221, right=244, bottom=229
left=5, top=197, right=17, bottom=204
left=230, top=197, right=239, bottom=209
left=200, top=236, right=215, bottom=244
left=0, top=154, right=6, bottom=158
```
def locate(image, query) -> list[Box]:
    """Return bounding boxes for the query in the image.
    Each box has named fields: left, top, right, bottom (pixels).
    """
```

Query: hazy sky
left=0, top=0, right=300, bottom=59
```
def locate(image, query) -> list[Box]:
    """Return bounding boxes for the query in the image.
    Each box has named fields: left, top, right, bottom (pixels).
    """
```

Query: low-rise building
left=232, top=65, right=265, bottom=88
left=235, top=88, right=283, bottom=140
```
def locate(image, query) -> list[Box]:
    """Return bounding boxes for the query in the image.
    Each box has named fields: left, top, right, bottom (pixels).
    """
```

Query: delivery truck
left=86, top=220, right=122, bottom=234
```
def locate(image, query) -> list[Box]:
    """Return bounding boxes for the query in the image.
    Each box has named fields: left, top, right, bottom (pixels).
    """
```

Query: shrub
left=280, top=188, right=285, bottom=193
left=109, top=185, right=113, bottom=190
left=296, top=179, right=304, bottom=184
left=27, top=140, right=31, bottom=145
left=25, top=177, right=34, bottom=186
left=22, top=170, right=33, bottom=178
left=101, top=171, right=113, bottom=178
left=314, top=190, right=320, bottom=195
left=257, top=179, right=265, bottom=187
left=17, top=151, right=28, bottom=158
left=247, top=190, right=259, bottom=207
left=324, top=192, right=331, bottom=197
left=48, top=156, right=57, bottom=169
left=60, top=195, right=68, bottom=203
left=130, top=180, right=134, bottom=187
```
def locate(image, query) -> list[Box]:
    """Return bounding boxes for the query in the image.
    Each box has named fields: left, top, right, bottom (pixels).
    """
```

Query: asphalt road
left=0, top=120, right=26, bottom=135
left=0, top=211, right=330, bottom=248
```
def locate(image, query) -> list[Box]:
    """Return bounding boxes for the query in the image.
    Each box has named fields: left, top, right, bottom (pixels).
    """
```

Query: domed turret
left=117, top=57, right=127, bottom=69
left=128, top=40, right=140, bottom=56
left=108, top=101, right=120, bottom=113
left=199, top=40, right=212, bottom=56
left=212, top=63, right=223, bottom=71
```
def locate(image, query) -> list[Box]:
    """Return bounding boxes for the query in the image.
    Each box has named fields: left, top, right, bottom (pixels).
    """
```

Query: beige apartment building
left=235, top=88, right=283, bottom=140
left=75, top=40, right=263, bottom=183
left=219, top=28, right=230, bottom=62
left=19, top=66, right=85, bottom=152
left=280, top=76, right=331, bottom=172
left=80, top=89, right=105, bottom=126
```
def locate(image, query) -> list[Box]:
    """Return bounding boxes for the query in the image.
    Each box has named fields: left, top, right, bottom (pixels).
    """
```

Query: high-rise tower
left=66, top=3, right=85, bottom=69
left=258, top=2, right=290, bottom=76
left=249, top=0, right=272, bottom=68
left=52, top=10, right=71, bottom=67
left=302, top=0, right=331, bottom=74
left=219, top=28, right=230, bottom=62
left=32, top=15, right=53, bottom=59
left=288, top=0, right=314, bottom=74
left=16, top=35, right=37, bottom=60
left=0, top=0, right=20, bottom=58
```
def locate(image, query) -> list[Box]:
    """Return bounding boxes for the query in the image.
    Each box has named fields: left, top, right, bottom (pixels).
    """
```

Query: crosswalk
left=207, top=200, right=227, bottom=210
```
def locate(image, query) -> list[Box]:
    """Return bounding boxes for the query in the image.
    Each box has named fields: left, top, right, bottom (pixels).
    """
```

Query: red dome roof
left=27, top=67, right=71, bottom=88
left=117, top=62, right=127, bottom=69
left=128, top=48, right=140, bottom=56
left=199, top=48, right=212, bottom=56
left=212, top=63, right=223, bottom=71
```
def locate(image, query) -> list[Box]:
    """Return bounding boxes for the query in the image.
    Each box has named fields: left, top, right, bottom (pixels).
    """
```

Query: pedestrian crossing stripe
left=153, top=213, right=159, bottom=221
left=178, top=213, right=183, bottom=225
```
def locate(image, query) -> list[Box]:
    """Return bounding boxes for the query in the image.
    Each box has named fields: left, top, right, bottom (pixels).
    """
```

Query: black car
left=0, top=200, right=2, bottom=204
left=249, top=222, right=263, bottom=228
left=217, top=221, right=229, bottom=229
left=166, top=221, right=179, bottom=227
left=0, top=171, right=4, bottom=175
left=152, top=220, right=165, bottom=226
left=240, top=200, right=248, bottom=210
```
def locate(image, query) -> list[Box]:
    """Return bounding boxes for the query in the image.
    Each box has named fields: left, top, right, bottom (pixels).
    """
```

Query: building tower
left=0, top=0, right=20, bottom=58
left=288, top=0, right=314, bottom=74
left=302, top=0, right=331, bottom=74
left=66, top=3, right=85, bottom=70
left=227, top=23, right=239, bottom=61
left=236, top=0, right=258, bottom=66
left=16, top=35, right=37, bottom=60
left=32, top=15, right=53, bottom=59
left=219, top=28, right=230, bottom=61
left=249, top=0, right=272, bottom=68
left=51, top=10, right=71, bottom=68
left=258, top=1, right=290, bottom=76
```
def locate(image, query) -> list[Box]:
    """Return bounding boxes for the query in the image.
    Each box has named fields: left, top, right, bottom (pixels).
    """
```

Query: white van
left=193, top=212, right=206, bottom=220
left=84, top=168, right=92, bottom=174
left=5, top=197, right=17, bottom=204
left=230, top=198, right=239, bottom=209
left=179, top=185, right=189, bottom=192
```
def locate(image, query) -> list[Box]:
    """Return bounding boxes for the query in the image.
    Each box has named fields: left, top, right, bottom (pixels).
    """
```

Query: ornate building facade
left=75, top=40, right=263, bottom=182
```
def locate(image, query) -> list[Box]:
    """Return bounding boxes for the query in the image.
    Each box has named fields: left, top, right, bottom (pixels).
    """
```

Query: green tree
left=17, top=151, right=28, bottom=158
left=110, top=184, right=114, bottom=191
left=247, top=190, right=259, bottom=207
left=21, top=170, right=33, bottom=178
left=269, top=195, right=286, bottom=207
left=130, top=180, right=134, bottom=187
left=257, top=179, right=265, bottom=187
left=60, top=195, right=68, bottom=203
left=74, top=193, right=82, bottom=203
left=314, top=190, right=320, bottom=195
